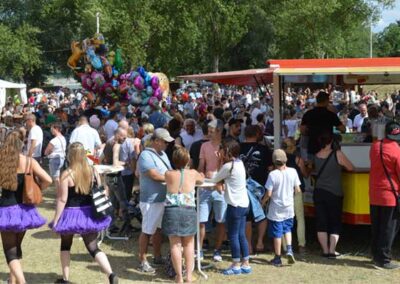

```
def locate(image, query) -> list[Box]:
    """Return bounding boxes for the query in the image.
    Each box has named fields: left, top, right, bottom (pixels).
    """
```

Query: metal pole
left=96, top=12, right=100, bottom=33
left=370, top=21, right=373, bottom=58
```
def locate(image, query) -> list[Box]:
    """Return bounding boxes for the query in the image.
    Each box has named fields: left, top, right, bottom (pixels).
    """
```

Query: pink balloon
left=154, top=87, right=162, bottom=100
left=151, top=76, right=159, bottom=90
left=149, top=96, right=159, bottom=108
left=134, top=76, right=144, bottom=90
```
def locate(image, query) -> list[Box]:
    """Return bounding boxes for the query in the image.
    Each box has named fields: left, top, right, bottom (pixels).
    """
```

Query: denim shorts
left=162, top=206, right=197, bottom=237
left=49, top=157, right=65, bottom=178
left=268, top=218, right=294, bottom=238
left=199, top=190, right=227, bottom=223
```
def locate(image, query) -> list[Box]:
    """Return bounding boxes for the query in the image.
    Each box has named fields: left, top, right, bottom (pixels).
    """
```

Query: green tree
left=0, top=23, right=42, bottom=81
left=376, top=21, right=400, bottom=57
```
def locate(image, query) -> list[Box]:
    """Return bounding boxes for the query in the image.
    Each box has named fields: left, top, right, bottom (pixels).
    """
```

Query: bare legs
left=274, top=232, right=292, bottom=256
left=246, top=219, right=267, bottom=254
left=169, top=235, right=195, bottom=283
left=318, top=232, right=339, bottom=254
left=139, top=229, right=163, bottom=263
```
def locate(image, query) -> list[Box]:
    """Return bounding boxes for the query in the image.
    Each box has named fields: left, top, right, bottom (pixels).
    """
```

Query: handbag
left=310, top=150, right=335, bottom=189
left=379, top=141, right=400, bottom=216
left=23, top=157, right=43, bottom=205
left=91, top=168, right=113, bottom=219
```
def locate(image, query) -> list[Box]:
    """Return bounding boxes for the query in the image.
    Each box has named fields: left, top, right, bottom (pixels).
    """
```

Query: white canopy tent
left=0, top=79, right=27, bottom=109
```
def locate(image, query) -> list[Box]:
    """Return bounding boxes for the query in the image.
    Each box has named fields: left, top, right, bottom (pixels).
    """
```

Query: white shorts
left=140, top=202, right=165, bottom=235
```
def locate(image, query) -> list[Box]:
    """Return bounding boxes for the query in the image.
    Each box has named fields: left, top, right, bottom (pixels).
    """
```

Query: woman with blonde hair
left=162, top=147, right=204, bottom=283
left=0, top=131, right=52, bottom=284
left=50, top=142, right=118, bottom=284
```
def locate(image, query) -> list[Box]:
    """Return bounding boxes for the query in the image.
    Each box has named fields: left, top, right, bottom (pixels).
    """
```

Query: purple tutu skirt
left=0, top=204, right=46, bottom=232
left=49, top=205, right=111, bottom=235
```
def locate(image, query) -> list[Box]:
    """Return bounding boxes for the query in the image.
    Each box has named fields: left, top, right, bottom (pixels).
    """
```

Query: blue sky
left=373, top=0, right=400, bottom=32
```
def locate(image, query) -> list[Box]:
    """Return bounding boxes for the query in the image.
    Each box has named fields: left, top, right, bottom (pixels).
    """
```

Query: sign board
left=343, top=74, right=400, bottom=84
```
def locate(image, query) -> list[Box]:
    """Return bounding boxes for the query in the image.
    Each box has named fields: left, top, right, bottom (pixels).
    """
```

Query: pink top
left=199, top=141, right=220, bottom=173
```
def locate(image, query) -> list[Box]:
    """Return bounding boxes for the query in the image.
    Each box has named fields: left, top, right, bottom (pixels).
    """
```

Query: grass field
left=1, top=188, right=400, bottom=283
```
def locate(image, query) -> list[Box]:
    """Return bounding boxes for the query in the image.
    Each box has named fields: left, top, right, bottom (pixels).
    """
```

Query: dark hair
left=50, top=122, right=62, bottom=132
left=201, top=120, right=209, bottom=135
left=316, top=91, right=329, bottom=104
left=168, top=118, right=183, bottom=137
left=256, top=113, right=264, bottom=123
left=221, top=138, right=240, bottom=161
left=244, top=125, right=261, bottom=138
left=317, top=131, right=333, bottom=149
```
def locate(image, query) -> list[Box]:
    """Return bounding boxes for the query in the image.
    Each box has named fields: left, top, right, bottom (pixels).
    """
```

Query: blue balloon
left=136, top=66, right=147, bottom=79
left=146, top=86, right=153, bottom=96
left=145, top=74, right=152, bottom=87
left=111, top=79, right=119, bottom=88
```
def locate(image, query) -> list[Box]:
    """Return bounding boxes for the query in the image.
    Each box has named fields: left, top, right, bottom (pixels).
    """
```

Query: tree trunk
left=213, top=54, right=219, bottom=72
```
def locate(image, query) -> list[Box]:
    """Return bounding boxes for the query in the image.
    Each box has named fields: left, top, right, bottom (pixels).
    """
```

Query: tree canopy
left=0, top=0, right=397, bottom=85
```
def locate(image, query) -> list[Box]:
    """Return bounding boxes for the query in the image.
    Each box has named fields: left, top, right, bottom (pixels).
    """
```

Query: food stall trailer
left=268, top=57, right=400, bottom=225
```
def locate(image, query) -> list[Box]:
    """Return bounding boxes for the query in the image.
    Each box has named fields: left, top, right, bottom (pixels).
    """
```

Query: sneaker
left=213, top=250, right=223, bottom=262
left=222, top=266, right=241, bottom=275
left=241, top=265, right=252, bottom=274
left=287, top=251, right=296, bottom=264
left=152, top=256, right=166, bottom=266
left=138, top=261, right=156, bottom=274
left=373, top=261, right=400, bottom=270
left=108, top=273, right=119, bottom=284
left=270, top=256, right=282, bottom=267
left=195, top=250, right=204, bottom=261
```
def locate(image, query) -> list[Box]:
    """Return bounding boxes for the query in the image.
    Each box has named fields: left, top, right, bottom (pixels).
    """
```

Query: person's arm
left=194, top=170, right=205, bottom=184
left=145, top=169, right=165, bottom=182
left=69, top=129, right=77, bottom=144
left=31, top=158, right=52, bottom=189
left=336, top=150, right=354, bottom=171
left=294, top=185, right=301, bottom=194
left=296, top=156, right=309, bottom=177
left=261, top=190, right=272, bottom=207
left=51, top=171, right=69, bottom=226
left=28, top=139, right=37, bottom=157
left=197, top=144, right=206, bottom=173
left=112, top=143, right=124, bottom=166
left=207, top=163, right=230, bottom=184
left=175, top=136, right=183, bottom=147
left=44, top=142, right=54, bottom=156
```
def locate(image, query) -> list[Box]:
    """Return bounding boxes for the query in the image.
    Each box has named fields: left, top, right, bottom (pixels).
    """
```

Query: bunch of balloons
left=67, top=33, right=170, bottom=109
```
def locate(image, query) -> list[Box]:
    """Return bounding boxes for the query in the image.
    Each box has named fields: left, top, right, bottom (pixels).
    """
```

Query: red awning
left=177, top=68, right=274, bottom=87
left=267, top=57, right=400, bottom=68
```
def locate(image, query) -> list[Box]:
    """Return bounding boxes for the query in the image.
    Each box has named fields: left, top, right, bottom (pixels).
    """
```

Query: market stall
left=0, top=79, right=27, bottom=109
left=267, top=57, right=400, bottom=225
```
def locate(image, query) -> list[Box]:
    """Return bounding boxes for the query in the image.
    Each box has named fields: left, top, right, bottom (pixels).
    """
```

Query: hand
left=215, top=183, right=224, bottom=194
left=206, top=171, right=215, bottom=179
left=50, top=219, right=58, bottom=228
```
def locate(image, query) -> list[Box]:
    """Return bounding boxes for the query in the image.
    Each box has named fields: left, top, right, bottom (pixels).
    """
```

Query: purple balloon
left=154, top=87, right=162, bottom=100
left=151, top=76, right=159, bottom=90
left=134, top=76, right=144, bottom=90
left=148, top=96, right=159, bottom=108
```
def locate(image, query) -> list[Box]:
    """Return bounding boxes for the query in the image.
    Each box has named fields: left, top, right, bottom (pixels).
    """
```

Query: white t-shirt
left=69, top=124, right=101, bottom=154
left=210, top=160, right=249, bottom=208
left=104, top=119, right=118, bottom=140
left=48, top=135, right=67, bottom=159
left=251, top=107, right=262, bottom=125
left=353, top=114, right=367, bottom=132
left=26, top=125, right=43, bottom=158
left=180, top=129, right=203, bottom=151
left=265, top=167, right=300, bottom=222
left=283, top=119, right=299, bottom=138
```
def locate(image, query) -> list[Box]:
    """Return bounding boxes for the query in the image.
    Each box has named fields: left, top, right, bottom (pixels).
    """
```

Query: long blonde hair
left=0, top=131, right=24, bottom=191
left=67, top=142, right=92, bottom=195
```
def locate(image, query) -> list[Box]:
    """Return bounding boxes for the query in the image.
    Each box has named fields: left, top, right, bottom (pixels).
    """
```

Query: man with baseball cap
left=369, top=121, right=400, bottom=269
left=137, top=128, right=173, bottom=273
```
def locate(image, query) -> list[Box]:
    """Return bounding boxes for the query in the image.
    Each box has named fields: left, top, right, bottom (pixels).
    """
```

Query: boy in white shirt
left=262, top=149, right=301, bottom=267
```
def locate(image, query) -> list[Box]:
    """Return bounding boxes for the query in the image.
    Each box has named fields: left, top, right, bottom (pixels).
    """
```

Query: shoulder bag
left=23, top=157, right=43, bottom=205
left=310, top=150, right=335, bottom=189
left=91, top=168, right=113, bottom=219
left=379, top=141, right=400, bottom=216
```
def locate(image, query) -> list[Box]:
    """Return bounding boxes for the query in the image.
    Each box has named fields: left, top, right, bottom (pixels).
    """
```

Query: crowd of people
left=1, top=83, right=400, bottom=283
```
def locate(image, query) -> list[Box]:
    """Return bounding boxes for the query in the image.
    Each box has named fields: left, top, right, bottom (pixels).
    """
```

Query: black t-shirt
left=301, top=107, right=341, bottom=154
left=213, top=107, right=224, bottom=120
left=239, top=142, right=273, bottom=186
left=190, top=139, right=209, bottom=170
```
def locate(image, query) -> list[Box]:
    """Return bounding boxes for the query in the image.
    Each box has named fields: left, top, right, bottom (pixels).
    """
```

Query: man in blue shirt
left=137, top=128, right=173, bottom=273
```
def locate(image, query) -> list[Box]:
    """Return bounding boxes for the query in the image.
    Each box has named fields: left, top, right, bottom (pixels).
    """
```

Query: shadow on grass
left=30, top=229, right=59, bottom=239
left=0, top=271, right=59, bottom=283
left=69, top=253, right=174, bottom=282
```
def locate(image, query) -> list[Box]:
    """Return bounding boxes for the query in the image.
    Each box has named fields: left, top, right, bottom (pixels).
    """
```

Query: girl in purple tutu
left=50, top=142, right=118, bottom=284
left=0, top=131, right=52, bottom=284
